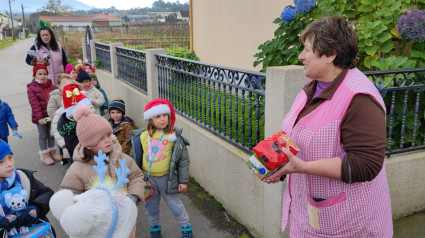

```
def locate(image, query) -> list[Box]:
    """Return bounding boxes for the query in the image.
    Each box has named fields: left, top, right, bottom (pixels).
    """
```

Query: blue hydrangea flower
left=397, top=8, right=425, bottom=42
left=281, top=6, right=296, bottom=23
left=295, top=0, right=316, bottom=15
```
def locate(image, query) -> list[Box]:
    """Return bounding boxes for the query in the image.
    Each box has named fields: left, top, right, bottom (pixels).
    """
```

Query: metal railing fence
left=366, top=68, right=425, bottom=156
left=116, top=46, right=147, bottom=93
left=155, top=54, right=265, bottom=153
left=94, top=42, right=111, bottom=72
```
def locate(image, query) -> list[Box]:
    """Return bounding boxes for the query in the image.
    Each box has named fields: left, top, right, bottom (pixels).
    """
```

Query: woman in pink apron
left=25, top=20, right=67, bottom=86
left=265, top=16, right=393, bottom=237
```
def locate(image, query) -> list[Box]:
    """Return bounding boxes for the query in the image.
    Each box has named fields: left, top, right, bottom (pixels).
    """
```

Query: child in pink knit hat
left=59, top=104, right=145, bottom=206
left=64, top=63, right=77, bottom=80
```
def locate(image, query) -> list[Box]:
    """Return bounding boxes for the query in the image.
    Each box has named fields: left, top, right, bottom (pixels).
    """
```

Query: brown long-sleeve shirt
left=294, top=69, right=386, bottom=184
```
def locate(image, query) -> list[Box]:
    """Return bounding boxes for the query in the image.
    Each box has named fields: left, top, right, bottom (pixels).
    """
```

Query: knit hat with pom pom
left=73, top=104, right=112, bottom=148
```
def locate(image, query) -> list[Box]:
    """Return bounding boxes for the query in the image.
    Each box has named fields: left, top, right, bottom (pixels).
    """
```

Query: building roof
left=40, top=15, right=91, bottom=22
left=180, top=11, right=189, bottom=18
left=92, top=13, right=121, bottom=21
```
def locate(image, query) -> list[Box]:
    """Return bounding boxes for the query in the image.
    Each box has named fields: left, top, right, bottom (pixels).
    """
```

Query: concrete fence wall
left=85, top=39, right=425, bottom=237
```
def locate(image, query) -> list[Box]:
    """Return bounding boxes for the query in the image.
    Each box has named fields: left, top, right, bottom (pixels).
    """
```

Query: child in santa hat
left=130, top=98, right=193, bottom=238
left=27, top=64, right=58, bottom=165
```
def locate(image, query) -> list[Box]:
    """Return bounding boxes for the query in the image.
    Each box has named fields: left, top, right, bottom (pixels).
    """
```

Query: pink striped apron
left=36, top=41, right=64, bottom=85
left=281, top=68, right=393, bottom=237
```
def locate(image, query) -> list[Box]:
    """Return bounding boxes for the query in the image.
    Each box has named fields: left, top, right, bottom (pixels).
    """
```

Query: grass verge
left=187, top=177, right=254, bottom=238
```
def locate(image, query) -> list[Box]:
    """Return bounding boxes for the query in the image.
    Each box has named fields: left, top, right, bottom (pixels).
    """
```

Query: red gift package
left=252, top=131, right=299, bottom=170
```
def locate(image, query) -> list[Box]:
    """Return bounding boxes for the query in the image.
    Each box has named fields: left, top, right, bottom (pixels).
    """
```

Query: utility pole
left=21, top=4, right=25, bottom=37
left=8, top=0, right=15, bottom=40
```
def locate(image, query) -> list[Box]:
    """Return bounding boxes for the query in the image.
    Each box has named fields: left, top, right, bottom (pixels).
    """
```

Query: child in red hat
left=27, top=64, right=58, bottom=165
left=56, top=84, right=92, bottom=171
left=130, top=98, right=193, bottom=237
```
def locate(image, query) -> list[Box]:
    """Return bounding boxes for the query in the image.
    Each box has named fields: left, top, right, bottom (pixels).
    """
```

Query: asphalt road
left=1, top=37, right=232, bottom=238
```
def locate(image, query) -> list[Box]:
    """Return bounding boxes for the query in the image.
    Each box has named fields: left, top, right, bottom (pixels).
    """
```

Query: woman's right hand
left=263, top=146, right=306, bottom=184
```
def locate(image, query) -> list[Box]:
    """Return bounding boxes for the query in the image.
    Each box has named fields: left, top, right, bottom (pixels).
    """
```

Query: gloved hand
left=38, top=118, right=46, bottom=125
left=18, top=206, right=39, bottom=228
left=0, top=215, right=18, bottom=231
left=12, top=129, right=23, bottom=139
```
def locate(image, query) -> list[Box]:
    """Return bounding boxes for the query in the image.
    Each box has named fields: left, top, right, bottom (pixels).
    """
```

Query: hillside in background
left=1, top=0, right=93, bottom=16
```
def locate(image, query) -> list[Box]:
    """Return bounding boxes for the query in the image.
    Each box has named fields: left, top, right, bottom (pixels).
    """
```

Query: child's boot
left=150, top=225, right=161, bottom=238
left=40, top=150, right=54, bottom=165
left=50, top=148, right=61, bottom=161
left=181, top=224, right=193, bottom=238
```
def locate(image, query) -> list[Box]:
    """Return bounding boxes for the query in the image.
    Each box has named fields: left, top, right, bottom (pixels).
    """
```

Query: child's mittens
left=0, top=215, right=18, bottom=230
left=12, top=129, right=23, bottom=139
left=38, top=118, right=47, bottom=125
left=18, top=206, right=39, bottom=227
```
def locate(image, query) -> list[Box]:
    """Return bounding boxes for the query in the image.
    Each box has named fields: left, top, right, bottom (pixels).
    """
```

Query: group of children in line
left=0, top=61, right=193, bottom=237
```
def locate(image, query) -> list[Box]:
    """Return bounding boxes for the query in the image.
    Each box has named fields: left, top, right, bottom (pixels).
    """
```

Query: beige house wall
left=192, top=0, right=292, bottom=71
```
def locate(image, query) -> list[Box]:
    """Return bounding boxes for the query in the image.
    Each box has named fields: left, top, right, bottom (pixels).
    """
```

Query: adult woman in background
left=26, top=20, right=67, bottom=85
left=265, top=16, right=393, bottom=237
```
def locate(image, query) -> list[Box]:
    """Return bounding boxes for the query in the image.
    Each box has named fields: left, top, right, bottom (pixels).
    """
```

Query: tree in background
left=123, top=15, right=130, bottom=22
left=254, top=0, right=425, bottom=72
left=41, top=0, right=73, bottom=15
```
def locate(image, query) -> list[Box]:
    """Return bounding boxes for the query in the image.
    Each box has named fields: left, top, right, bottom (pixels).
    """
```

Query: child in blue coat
left=0, top=100, right=22, bottom=143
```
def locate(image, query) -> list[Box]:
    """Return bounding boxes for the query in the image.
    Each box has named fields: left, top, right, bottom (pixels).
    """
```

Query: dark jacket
left=0, top=100, right=18, bottom=139
left=97, top=87, right=109, bottom=116
left=26, top=80, right=57, bottom=124
left=0, top=169, right=54, bottom=237
left=130, top=128, right=190, bottom=194
left=108, top=116, right=134, bottom=155
left=57, top=113, right=79, bottom=160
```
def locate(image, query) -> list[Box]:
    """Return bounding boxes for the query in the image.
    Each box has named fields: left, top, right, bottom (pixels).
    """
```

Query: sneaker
left=150, top=225, right=161, bottom=238
left=181, top=224, right=193, bottom=238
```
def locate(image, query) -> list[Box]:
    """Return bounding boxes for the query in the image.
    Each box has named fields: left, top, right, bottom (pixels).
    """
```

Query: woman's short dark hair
left=35, top=27, right=59, bottom=51
left=300, top=16, right=358, bottom=69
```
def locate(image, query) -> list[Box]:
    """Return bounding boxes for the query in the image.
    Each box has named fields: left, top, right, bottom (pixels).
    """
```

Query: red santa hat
left=144, top=98, right=176, bottom=142
left=62, top=84, right=91, bottom=118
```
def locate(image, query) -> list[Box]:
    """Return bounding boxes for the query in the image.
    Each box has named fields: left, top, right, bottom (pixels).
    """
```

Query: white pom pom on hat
left=144, top=98, right=176, bottom=142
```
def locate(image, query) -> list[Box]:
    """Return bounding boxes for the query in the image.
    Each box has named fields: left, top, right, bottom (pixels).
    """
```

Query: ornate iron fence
left=155, top=54, right=265, bottom=152
left=116, top=46, right=147, bottom=93
left=101, top=38, right=190, bottom=55
left=94, top=42, right=111, bottom=72
left=366, top=68, right=425, bottom=156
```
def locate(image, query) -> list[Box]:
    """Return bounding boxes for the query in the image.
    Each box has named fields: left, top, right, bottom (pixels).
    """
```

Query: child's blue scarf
left=0, top=169, right=22, bottom=215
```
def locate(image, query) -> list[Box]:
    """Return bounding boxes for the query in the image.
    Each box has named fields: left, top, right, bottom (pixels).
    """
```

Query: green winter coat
left=130, top=128, right=190, bottom=194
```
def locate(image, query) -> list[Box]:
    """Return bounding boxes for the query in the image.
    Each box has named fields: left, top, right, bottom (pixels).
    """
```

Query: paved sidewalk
left=0, top=37, right=234, bottom=238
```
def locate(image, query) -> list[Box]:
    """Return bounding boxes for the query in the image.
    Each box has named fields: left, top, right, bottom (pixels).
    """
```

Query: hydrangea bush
left=397, top=8, right=425, bottom=42
left=254, top=0, right=425, bottom=71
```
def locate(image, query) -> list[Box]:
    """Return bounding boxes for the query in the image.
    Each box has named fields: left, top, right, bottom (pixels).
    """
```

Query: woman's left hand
left=178, top=184, right=187, bottom=192
left=263, top=147, right=306, bottom=184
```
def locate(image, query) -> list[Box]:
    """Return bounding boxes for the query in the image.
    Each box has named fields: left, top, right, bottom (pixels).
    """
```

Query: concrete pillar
left=89, top=39, right=100, bottom=62
left=109, top=43, right=123, bottom=79
left=262, top=65, right=309, bottom=237
left=146, top=48, right=166, bottom=101
left=81, top=38, right=87, bottom=61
